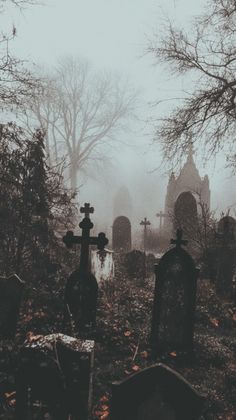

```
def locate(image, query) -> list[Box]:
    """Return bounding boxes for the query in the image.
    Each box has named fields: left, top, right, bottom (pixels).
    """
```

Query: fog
left=5, top=0, right=236, bottom=234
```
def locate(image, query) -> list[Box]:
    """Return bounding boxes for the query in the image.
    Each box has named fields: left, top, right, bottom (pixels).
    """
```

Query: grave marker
left=112, top=216, right=131, bottom=252
left=91, top=248, right=114, bottom=284
left=0, top=274, right=24, bottom=339
left=111, top=363, right=204, bottom=420
left=124, top=250, right=145, bottom=279
left=16, top=333, right=95, bottom=420
left=63, top=203, right=108, bottom=330
left=150, top=229, right=199, bottom=357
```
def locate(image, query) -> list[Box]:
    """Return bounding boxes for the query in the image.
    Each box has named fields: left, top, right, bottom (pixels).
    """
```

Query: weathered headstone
left=150, top=230, right=199, bottom=357
left=91, top=248, right=114, bottom=284
left=16, top=333, right=95, bottom=420
left=110, top=363, right=205, bottom=420
left=174, top=192, right=198, bottom=243
left=216, top=215, right=236, bottom=298
left=0, top=274, right=24, bottom=339
left=218, top=215, right=236, bottom=238
left=112, top=216, right=131, bottom=252
left=124, top=250, right=145, bottom=279
left=63, top=203, right=108, bottom=330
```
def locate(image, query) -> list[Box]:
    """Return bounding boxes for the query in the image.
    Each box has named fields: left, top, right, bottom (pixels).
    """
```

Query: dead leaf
left=100, top=395, right=109, bottom=403
left=140, top=350, right=148, bottom=358
left=124, top=331, right=131, bottom=337
left=26, top=332, right=43, bottom=343
left=5, top=391, right=16, bottom=399
left=132, top=365, right=140, bottom=372
left=100, top=411, right=109, bottom=419
left=210, top=318, right=219, bottom=327
left=170, top=351, right=177, bottom=357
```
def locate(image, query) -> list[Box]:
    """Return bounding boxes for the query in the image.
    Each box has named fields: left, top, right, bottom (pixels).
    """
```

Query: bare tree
left=148, top=0, right=236, bottom=165
left=21, top=56, right=136, bottom=190
left=0, top=0, right=40, bottom=107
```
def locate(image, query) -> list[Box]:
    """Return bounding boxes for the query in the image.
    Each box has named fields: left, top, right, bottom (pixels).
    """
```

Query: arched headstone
left=112, top=216, right=131, bottom=252
left=174, top=192, right=198, bottom=240
left=218, top=215, right=236, bottom=239
left=111, top=363, right=204, bottom=420
left=150, top=230, right=199, bottom=357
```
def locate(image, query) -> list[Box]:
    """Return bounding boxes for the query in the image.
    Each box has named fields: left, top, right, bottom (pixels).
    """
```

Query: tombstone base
left=64, top=269, right=98, bottom=332
left=16, top=333, right=95, bottom=420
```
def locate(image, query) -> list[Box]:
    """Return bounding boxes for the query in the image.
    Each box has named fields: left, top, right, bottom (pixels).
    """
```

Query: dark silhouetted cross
left=171, top=229, right=188, bottom=249
left=80, top=202, right=94, bottom=218
left=140, top=217, right=151, bottom=252
left=63, top=203, right=108, bottom=272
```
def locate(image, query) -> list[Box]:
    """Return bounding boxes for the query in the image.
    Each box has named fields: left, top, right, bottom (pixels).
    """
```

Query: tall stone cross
left=140, top=217, right=151, bottom=253
left=171, top=228, right=188, bottom=249
left=156, top=211, right=166, bottom=231
left=63, top=203, right=108, bottom=272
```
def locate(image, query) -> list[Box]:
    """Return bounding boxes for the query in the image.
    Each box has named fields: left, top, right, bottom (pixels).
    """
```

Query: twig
left=132, top=339, right=140, bottom=362
left=66, top=303, right=76, bottom=338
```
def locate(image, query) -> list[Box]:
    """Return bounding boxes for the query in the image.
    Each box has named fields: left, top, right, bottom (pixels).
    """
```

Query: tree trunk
left=70, top=164, right=77, bottom=192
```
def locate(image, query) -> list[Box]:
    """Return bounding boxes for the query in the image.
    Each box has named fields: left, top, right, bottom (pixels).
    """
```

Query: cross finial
left=171, top=229, right=188, bottom=248
left=140, top=217, right=151, bottom=227
left=187, top=141, right=195, bottom=163
left=80, top=203, right=94, bottom=218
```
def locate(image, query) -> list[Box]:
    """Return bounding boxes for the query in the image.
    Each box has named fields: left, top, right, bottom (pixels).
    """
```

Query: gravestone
left=174, top=192, right=198, bottom=243
left=91, top=248, right=114, bottom=284
left=110, top=363, right=204, bottom=420
left=112, top=216, right=131, bottom=252
left=216, top=215, right=236, bottom=298
left=16, top=333, right=95, bottom=420
left=63, top=203, right=108, bottom=330
left=0, top=274, right=24, bottom=339
left=218, top=215, right=236, bottom=237
left=124, top=250, right=145, bottom=279
left=150, top=230, right=199, bottom=357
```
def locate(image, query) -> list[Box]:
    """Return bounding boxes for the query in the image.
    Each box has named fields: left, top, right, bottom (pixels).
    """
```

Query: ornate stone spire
left=187, top=142, right=194, bottom=164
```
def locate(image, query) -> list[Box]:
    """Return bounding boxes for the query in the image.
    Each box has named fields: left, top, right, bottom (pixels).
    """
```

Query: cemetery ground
left=0, top=256, right=235, bottom=419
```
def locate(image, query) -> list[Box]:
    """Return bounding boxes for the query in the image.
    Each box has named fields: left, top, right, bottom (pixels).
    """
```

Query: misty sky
left=4, top=0, right=236, bottom=232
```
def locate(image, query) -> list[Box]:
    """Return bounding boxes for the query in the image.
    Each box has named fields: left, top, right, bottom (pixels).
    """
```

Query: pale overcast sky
left=4, top=0, right=236, bottom=230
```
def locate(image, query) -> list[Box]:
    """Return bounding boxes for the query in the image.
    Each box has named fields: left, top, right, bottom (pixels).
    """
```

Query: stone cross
left=171, top=228, right=188, bottom=249
left=140, top=217, right=151, bottom=253
left=80, top=202, right=94, bottom=218
left=63, top=203, right=108, bottom=272
left=156, top=211, right=166, bottom=231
